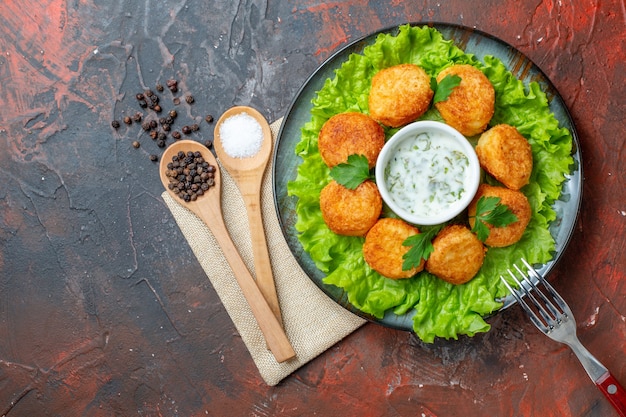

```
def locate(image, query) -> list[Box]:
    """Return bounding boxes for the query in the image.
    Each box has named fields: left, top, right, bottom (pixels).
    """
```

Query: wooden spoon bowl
left=159, top=140, right=295, bottom=363
left=213, top=107, right=283, bottom=326
left=214, top=106, right=273, bottom=174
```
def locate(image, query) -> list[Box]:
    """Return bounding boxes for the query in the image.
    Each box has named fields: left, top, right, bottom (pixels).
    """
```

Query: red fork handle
left=596, top=371, right=626, bottom=417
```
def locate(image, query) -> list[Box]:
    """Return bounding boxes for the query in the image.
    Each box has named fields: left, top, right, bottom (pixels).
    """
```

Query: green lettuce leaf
left=287, top=24, right=574, bottom=342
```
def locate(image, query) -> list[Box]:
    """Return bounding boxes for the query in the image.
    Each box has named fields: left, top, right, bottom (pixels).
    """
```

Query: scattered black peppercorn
left=166, top=79, right=178, bottom=93
left=204, top=139, right=213, bottom=148
left=119, top=80, right=214, bottom=164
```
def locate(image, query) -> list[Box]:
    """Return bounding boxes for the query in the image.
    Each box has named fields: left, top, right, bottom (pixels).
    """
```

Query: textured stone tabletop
left=0, top=1, right=624, bottom=416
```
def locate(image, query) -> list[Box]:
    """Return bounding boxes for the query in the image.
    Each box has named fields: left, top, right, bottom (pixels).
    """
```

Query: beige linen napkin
left=161, top=118, right=366, bottom=386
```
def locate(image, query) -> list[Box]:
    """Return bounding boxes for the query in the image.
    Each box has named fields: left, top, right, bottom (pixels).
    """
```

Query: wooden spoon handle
left=197, top=203, right=295, bottom=363
left=241, top=190, right=283, bottom=327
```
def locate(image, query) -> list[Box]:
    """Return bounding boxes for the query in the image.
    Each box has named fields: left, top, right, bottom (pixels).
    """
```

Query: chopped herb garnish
left=432, top=74, right=462, bottom=104
left=470, top=196, right=518, bottom=241
left=329, top=154, right=371, bottom=189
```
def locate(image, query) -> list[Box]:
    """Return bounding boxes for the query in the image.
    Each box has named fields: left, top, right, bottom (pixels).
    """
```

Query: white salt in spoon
left=213, top=106, right=284, bottom=328
left=160, top=140, right=295, bottom=363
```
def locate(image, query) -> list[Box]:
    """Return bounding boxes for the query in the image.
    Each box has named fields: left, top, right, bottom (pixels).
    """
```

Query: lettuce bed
left=287, top=25, right=573, bottom=342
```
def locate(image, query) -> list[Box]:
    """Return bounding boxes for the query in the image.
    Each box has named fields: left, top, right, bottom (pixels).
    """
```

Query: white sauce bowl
left=375, top=120, right=481, bottom=226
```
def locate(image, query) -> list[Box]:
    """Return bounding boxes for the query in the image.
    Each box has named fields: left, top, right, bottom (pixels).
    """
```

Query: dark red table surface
left=0, top=1, right=624, bottom=416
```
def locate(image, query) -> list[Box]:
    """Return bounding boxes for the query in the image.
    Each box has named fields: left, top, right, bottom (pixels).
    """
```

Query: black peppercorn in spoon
left=159, top=140, right=295, bottom=363
left=213, top=107, right=283, bottom=328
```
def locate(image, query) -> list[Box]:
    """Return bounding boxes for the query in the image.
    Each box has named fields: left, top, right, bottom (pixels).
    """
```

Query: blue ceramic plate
left=272, top=23, right=582, bottom=331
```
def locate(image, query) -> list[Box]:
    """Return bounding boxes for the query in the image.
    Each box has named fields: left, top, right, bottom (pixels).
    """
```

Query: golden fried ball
left=320, top=179, right=382, bottom=237
left=368, top=64, right=434, bottom=128
left=475, top=124, right=533, bottom=190
left=318, top=112, right=385, bottom=168
left=468, top=184, right=532, bottom=247
left=363, top=218, right=424, bottom=279
left=425, top=224, right=485, bottom=285
left=434, top=64, right=495, bottom=137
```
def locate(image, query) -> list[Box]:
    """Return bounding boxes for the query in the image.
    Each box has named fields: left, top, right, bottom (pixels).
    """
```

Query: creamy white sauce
left=384, top=131, right=470, bottom=218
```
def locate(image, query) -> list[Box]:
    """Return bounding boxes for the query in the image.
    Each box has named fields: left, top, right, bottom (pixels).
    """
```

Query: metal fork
left=501, top=259, right=626, bottom=416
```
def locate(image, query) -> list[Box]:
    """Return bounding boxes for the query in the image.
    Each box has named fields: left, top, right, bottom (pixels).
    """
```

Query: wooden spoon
left=213, top=106, right=283, bottom=327
left=159, top=140, right=295, bottom=363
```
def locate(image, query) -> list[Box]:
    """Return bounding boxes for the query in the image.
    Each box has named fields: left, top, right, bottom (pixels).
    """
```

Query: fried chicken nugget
left=320, top=179, right=382, bottom=236
left=425, top=225, right=485, bottom=285
left=363, top=218, right=424, bottom=279
left=434, top=64, right=495, bottom=137
left=368, top=64, right=434, bottom=128
left=318, top=112, right=385, bottom=168
left=468, top=184, right=532, bottom=247
left=475, top=124, right=533, bottom=190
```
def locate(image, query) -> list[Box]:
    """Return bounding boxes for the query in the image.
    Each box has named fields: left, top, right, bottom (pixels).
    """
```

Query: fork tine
left=502, top=258, right=575, bottom=332
left=500, top=273, right=549, bottom=333
left=521, top=258, right=572, bottom=318
left=508, top=267, right=557, bottom=328
left=501, top=258, right=569, bottom=331
left=513, top=263, right=561, bottom=324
